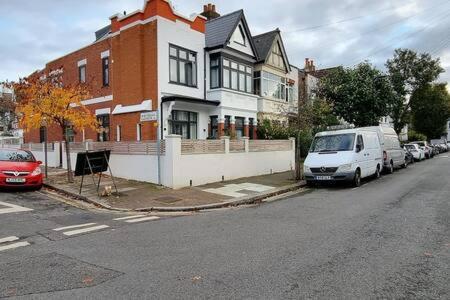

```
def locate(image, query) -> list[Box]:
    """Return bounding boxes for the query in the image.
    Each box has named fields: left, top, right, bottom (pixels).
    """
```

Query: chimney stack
left=304, top=58, right=316, bottom=72
left=201, top=3, right=220, bottom=20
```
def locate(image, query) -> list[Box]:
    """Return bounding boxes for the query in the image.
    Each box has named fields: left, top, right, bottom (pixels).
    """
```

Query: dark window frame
left=169, top=110, right=198, bottom=139
left=97, top=114, right=110, bottom=142
left=210, top=56, right=220, bottom=89
left=169, top=44, right=198, bottom=88
left=102, top=57, right=109, bottom=87
left=222, top=57, right=252, bottom=94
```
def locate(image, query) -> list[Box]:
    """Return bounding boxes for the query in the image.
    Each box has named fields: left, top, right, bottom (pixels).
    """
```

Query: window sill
left=168, top=81, right=198, bottom=89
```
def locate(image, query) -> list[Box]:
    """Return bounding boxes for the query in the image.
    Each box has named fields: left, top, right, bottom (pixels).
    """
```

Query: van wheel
left=353, top=169, right=361, bottom=187
left=387, top=161, right=394, bottom=174
left=374, top=165, right=381, bottom=179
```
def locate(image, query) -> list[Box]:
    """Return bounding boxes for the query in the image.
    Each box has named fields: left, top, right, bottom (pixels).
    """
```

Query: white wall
left=175, top=150, right=294, bottom=188
left=157, top=17, right=205, bottom=101
left=28, top=137, right=295, bottom=189
left=228, top=21, right=256, bottom=57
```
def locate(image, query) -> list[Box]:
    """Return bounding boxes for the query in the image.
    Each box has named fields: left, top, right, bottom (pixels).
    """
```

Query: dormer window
left=234, top=24, right=246, bottom=46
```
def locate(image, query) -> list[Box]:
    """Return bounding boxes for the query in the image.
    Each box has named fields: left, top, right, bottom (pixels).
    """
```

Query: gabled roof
left=252, top=30, right=279, bottom=61
left=95, top=25, right=111, bottom=41
left=205, top=9, right=257, bottom=58
left=252, top=28, right=291, bottom=72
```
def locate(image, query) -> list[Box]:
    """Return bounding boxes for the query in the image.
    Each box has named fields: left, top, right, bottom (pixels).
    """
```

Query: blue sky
left=0, top=0, right=449, bottom=88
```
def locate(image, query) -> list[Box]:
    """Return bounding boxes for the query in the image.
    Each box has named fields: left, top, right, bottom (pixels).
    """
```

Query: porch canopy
left=161, top=95, right=220, bottom=106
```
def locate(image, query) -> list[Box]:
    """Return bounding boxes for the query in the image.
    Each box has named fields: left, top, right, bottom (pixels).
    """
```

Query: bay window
left=169, top=45, right=197, bottom=87
left=222, top=58, right=252, bottom=93
left=261, top=71, right=287, bottom=101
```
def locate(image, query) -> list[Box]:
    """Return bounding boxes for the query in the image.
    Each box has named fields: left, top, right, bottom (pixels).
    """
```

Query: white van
left=363, top=126, right=405, bottom=173
left=304, top=128, right=383, bottom=187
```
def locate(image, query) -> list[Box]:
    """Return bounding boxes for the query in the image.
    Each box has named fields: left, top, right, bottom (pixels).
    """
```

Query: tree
left=386, top=48, right=444, bottom=134
left=0, top=88, right=17, bottom=135
left=318, top=62, right=396, bottom=127
left=410, top=83, right=450, bottom=139
left=12, top=77, right=98, bottom=182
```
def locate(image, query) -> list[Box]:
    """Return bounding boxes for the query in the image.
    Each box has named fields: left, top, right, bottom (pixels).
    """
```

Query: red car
left=0, top=148, right=43, bottom=190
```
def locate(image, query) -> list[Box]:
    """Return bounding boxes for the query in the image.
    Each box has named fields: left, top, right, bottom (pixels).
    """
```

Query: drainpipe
left=204, top=50, right=207, bottom=100
left=157, top=102, right=163, bottom=186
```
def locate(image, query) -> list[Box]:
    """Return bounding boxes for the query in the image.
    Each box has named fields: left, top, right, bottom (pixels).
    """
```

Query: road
left=0, top=154, right=449, bottom=299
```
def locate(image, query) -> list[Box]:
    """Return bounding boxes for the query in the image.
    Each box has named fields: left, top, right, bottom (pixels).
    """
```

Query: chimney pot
left=203, top=4, right=207, bottom=12
left=212, top=4, right=216, bottom=12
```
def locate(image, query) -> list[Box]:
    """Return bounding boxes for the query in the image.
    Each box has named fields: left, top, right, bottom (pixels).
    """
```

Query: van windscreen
left=310, top=133, right=356, bottom=152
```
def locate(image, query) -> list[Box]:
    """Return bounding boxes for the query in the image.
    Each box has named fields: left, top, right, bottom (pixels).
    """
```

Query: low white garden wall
left=25, top=136, right=295, bottom=189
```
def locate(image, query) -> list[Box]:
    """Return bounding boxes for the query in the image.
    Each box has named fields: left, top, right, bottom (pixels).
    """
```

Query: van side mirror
left=355, top=144, right=362, bottom=153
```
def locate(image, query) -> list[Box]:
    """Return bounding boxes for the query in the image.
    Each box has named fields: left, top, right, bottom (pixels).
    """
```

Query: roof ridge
left=206, top=9, right=242, bottom=23
left=252, top=28, right=280, bottom=38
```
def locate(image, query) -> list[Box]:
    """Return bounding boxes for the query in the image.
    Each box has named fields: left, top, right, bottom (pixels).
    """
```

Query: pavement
left=0, top=154, right=449, bottom=298
left=43, top=168, right=301, bottom=211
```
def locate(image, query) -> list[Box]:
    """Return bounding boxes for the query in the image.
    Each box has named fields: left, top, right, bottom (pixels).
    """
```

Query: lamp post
left=42, top=117, right=48, bottom=178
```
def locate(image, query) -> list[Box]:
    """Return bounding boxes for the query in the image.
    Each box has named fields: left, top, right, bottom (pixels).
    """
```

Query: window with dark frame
left=102, top=57, right=109, bottom=87
left=249, top=118, right=254, bottom=139
left=97, top=114, right=110, bottom=142
left=210, top=57, right=220, bottom=89
left=78, top=65, right=86, bottom=83
left=235, top=117, right=244, bottom=139
left=168, top=110, right=198, bottom=139
left=169, top=45, right=197, bottom=87
left=210, top=116, right=218, bottom=138
left=222, top=58, right=252, bottom=93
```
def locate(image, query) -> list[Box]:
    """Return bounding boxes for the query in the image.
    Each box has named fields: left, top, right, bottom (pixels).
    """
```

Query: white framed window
left=137, top=123, right=142, bottom=141
left=116, top=125, right=121, bottom=142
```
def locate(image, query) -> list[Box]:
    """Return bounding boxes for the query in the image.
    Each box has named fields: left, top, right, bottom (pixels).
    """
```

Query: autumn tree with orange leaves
left=10, top=77, right=98, bottom=182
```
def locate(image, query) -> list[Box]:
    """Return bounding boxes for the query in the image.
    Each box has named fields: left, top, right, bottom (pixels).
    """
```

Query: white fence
left=23, top=136, right=295, bottom=189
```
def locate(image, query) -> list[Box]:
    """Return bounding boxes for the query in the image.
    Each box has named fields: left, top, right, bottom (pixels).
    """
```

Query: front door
left=355, top=134, right=368, bottom=177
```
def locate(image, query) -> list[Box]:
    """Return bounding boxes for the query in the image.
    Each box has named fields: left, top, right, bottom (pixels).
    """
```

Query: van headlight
left=303, top=165, right=311, bottom=173
left=337, top=164, right=352, bottom=172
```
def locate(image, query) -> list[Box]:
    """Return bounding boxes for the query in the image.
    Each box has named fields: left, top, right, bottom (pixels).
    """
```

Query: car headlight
left=337, top=163, right=352, bottom=172
left=31, top=166, right=42, bottom=176
left=303, top=165, right=310, bottom=173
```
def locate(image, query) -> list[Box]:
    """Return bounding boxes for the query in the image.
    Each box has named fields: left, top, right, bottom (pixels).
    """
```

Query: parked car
left=403, top=148, right=415, bottom=166
left=404, top=144, right=425, bottom=161
left=411, top=141, right=432, bottom=158
left=365, top=126, right=405, bottom=173
left=0, top=149, right=43, bottom=190
left=304, top=128, right=383, bottom=187
left=430, top=139, right=448, bottom=153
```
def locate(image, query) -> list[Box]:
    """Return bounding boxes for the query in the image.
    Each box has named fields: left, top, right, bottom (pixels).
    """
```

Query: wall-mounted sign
left=140, top=111, right=157, bottom=122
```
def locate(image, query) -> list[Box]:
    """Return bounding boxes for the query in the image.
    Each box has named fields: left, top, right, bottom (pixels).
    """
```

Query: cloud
left=0, top=0, right=448, bottom=85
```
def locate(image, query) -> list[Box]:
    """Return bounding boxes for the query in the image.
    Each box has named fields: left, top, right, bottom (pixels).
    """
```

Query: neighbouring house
left=22, top=0, right=301, bottom=143
left=298, top=58, right=339, bottom=103
left=252, top=29, right=299, bottom=123
left=0, top=89, right=22, bottom=141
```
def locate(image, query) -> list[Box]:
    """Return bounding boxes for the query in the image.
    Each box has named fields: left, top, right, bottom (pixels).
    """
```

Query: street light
left=41, top=117, right=48, bottom=178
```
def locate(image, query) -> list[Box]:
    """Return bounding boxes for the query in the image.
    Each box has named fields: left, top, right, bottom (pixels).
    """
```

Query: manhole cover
left=154, top=196, right=181, bottom=204
left=0, top=253, right=123, bottom=297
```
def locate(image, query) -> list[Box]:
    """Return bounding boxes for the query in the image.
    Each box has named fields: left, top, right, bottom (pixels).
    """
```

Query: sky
left=0, top=0, right=449, bottom=90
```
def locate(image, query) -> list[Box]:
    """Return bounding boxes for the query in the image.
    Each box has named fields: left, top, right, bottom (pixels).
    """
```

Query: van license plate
left=6, top=178, right=26, bottom=183
left=315, top=176, right=331, bottom=180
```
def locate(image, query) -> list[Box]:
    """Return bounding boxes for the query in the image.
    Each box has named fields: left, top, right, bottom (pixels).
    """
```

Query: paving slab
left=44, top=168, right=299, bottom=210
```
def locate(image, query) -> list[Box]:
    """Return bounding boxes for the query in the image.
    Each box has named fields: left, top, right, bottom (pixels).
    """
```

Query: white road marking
left=0, top=201, right=33, bottom=215
left=62, top=225, right=110, bottom=236
left=124, top=216, right=160, bottom=223
left=204, top=183, right=275, bottom=198
left=53, top=223, right=97, bottom=231
left=113, top=215, right=146, bottom=221
left=0, top=236, right=19, bottom=244
left=0, top=241, right=30, bottom=252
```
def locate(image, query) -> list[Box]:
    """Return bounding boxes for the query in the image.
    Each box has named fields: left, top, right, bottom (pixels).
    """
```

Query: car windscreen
left=0, top=150, right=35, bottom=162
left=310, top=133, right=356, bottom=152
left=405, top=145, right=416, bottom=150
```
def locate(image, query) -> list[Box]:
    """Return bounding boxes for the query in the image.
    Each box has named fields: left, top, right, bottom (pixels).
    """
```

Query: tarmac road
left=0, top=154, right=449, bottom=299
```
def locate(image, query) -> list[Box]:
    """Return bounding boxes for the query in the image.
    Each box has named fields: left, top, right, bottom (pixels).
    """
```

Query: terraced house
left=23, top=0, right=299, bottom=143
